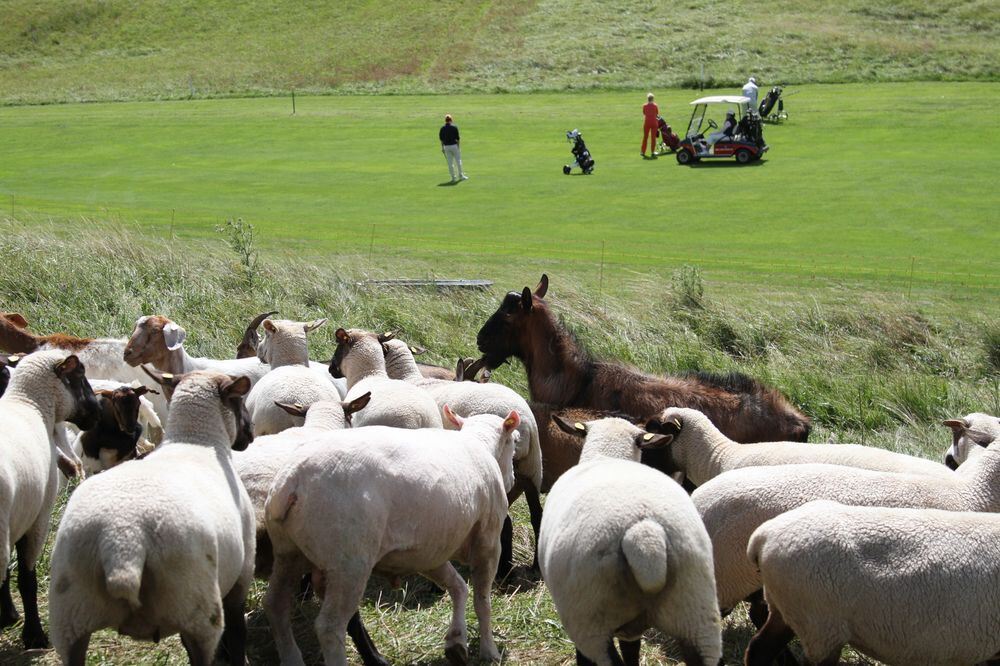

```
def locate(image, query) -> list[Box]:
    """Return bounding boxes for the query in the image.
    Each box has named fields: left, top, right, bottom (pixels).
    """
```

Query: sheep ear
left=275, top=401, right=309, bottom=417
left=304, top=318, right=327, bottom=334
left=134, top=386, right=159, bottom=397
left=54, top=355, right=82, bottom=378
left=409, top=345, right=426, bottom=356
left=141, top=364, right=182, bottom=389
left=636, top=431, right=674, bottom=450
left=520, top=287, right=533, bottom=312
left=443, top=405, right=464, bottom=428
left=163, top=322, right=187, bottom=351
left=454, top=358, right=467, bottom=382
left=3, top=313, right=29, bottom=329
left=344, top=391, right=371, bottom=416
left=552, top=414, right=587, bottom=438
left=645, top=415, right=683, bottom=437
left=335, top=328, right=350, bottom=344
left=220, top=375, right=252, bottom=399
left=502, top=410, right=520, bottom=432
left=378, top=331, right=396, bottom=343
left=534, top=274, right=549, bottom=299
left=942, top=419, right=967, bottom=432
left=262, top=319, right=277, bottom=333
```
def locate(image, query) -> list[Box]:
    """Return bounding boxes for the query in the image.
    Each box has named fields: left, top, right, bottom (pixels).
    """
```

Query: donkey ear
left=535, top=274, right=549, bottom=299
left=521, top=287, right=533, bottom=312
left=552, top=414, right=587, bottom=438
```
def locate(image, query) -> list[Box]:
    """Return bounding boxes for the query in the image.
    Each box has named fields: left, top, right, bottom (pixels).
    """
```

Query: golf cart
left=675, top=95, right=768, bottom=165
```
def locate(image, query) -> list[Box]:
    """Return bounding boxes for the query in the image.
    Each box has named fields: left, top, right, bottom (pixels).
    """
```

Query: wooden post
left=369, top=224, right=376, bottom=264
left=907, top=256, right=915, bottom=299
left=170, top=209, right=176, bottom=240
left=292, top=90, right=296, bottom=115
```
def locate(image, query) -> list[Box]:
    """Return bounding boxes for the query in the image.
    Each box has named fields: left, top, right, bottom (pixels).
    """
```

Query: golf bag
left=563, top=129, right=595, bottom=175
left=656, top=115, right=681, bottom=152
left=758, top=86, right=788, bottom=121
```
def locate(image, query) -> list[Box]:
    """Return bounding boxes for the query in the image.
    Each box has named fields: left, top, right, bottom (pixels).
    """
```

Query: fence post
left=169, top=209, right=176, bottom=241
left=598, top=240, right=606, bottom=312
left=907, top=256, right=915, bottom=299
left=292, top=90, right=296, bottom=116
left=369, top=224, right=376, bottom=264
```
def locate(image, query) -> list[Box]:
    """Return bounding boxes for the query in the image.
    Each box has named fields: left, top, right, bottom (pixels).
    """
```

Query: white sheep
left=692, top=436, right=1000, bottom=620
left=646, top=406, right=955, bottom=486
left=244, top=318, right=342, bottom=435
left=0, top=312, right=168, bottom=437
left=539, top=416, right=722, bottom=666
left=746, top=501, right=1000, bottom=666
left=263, top=406, right=520, bottom=665
left=0, top=350, right=99, bottom=648
left=943, top=412, right=999, bottom=469
left=231, top=393, right=370, bottom=577
left=328, top=328, right=442, bottom=429
left=382, top=338, right=543, bottom=573
left=48, top=369, right=256, bottom=665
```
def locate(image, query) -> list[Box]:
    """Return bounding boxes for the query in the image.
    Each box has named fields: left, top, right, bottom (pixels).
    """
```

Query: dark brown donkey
left=476, top=274, right=811, bottom=443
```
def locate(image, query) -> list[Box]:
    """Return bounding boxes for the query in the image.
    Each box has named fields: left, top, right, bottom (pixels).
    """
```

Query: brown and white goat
left=476, top=275, right=811, bottom=443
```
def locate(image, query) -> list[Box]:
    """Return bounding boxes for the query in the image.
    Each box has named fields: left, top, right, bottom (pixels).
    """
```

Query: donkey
left=476, top=274, right=811, bottom=444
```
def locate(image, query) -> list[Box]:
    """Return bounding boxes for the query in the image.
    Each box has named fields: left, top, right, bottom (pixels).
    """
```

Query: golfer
left=439, top=114, right=468, bottom=183
left=742, top=76, right=759, bottom=110
left=641, top=93, right=659, bottom=158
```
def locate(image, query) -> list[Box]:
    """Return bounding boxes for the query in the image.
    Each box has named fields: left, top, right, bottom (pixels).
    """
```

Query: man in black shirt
left=439, top=114, right=468, bottom=183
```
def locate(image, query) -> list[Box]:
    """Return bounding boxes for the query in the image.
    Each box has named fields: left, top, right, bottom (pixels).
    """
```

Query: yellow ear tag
left=384, top=331, right=393, bottom=337
left=8, top=354, right=21, bottom=363
left=295, top=403, right=304, bottom=410
left=574, top=423, right=586, bottom=431
left=672, top=418, right=682, bottom=428
left=643, top=433, right=654, bottom=441
left=162, top=373, right=174, bottom=380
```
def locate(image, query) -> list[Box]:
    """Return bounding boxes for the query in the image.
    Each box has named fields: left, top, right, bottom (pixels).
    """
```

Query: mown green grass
left=1, top=0, right=998, bottom=105
left=1, top=83, right=998, bottom=303
left=0, top=227, right=996, bottom=664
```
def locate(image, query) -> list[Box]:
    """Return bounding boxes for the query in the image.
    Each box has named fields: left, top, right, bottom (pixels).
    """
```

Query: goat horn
left=237, top=310, right=278, bottom=358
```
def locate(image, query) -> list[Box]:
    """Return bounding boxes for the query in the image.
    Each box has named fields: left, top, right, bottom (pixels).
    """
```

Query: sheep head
left=124, top=315, right=186, bottom=368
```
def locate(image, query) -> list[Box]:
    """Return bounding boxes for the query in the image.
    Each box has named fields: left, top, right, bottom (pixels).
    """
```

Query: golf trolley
left=675, top=95, right=768, bottom=165
left=758, top=85, right=793, bottom=122
left=563, top=129, right=595, bottom=175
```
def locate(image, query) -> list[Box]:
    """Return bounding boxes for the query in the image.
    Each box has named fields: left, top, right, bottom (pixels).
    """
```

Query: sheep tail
left=746, top=524, right=768, bottom=572
left=100, top=532, right=145, bottom=610
left=622, top=519, right=668, bottom=595
left=265, top=469, right=300, bottom=526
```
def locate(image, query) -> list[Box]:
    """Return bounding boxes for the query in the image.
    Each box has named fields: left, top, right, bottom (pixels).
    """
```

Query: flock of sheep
left=0, top=273, right=997, bottom=666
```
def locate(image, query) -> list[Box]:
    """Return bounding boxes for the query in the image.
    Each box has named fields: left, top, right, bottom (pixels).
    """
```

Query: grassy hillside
left=2, top=83, right=998, bottom=302
left=0, top=227, right=996, bottom=664
left=1, top=0, right=998, bottom=104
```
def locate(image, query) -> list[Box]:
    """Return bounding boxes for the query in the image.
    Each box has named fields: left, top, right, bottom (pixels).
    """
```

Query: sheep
left=943, top=412, right=999, bottom=469
left=382, top=337, right=542, bottom=574
left=72, top=383, right=159, bottom=475
left=644, top=406, right=955, bottom=487
left=328, top=328, right=442, bottom=429
left=232, top=393, right=371, bottom=577
left=475, top=274, right=811, bottom=442
left=0, top=312, right=167, bottom=437
left=539, top=416, right=721, bottom=666
left=0, top=350, right=99, bottom=649
left=235, top=310, right=279, bottom=359
left=244, top=318, right=343, bottom=435
left=48, top=368, right=256, bottom=665
left=263, top=406, right=521, bottom=665
left=746, top=501, right=1000, bottom=666
left=691, top=437, right=1000, bottom=627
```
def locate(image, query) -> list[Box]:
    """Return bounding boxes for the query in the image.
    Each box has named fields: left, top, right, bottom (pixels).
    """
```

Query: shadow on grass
left=685, top=158, right=767, bottom=168
left=438, top=180, right=459, bottom=186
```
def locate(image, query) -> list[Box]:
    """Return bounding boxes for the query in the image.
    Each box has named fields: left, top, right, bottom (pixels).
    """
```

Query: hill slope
left=1, top=0, right=997, bottom=104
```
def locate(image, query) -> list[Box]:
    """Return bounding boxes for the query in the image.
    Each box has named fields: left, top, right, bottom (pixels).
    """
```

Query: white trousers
left=443, top=144, right=464, bottom=180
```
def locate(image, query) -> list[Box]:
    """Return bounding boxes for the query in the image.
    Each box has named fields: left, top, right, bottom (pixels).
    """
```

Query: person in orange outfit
left=641, top=92, right=659, bottom=158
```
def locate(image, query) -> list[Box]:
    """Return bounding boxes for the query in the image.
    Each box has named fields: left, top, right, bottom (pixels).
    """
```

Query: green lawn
left=1, top=82, right=998, bottom=301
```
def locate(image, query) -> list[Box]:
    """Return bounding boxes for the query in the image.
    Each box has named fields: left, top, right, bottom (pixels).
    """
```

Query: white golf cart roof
left=690, top=95, right=751, bottom=105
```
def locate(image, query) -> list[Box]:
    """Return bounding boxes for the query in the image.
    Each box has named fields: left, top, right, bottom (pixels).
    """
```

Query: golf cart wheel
left=676, top=150, right=693, bottom=165
left=735, top=149, right=752, bottom=164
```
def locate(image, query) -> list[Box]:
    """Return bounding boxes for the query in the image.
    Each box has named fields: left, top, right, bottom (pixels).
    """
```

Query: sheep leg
left=618, top=638, right=640, bottom=666
left=677, top=639, right=711, bottom=666
left=347, top=611, right=389, bottom=666
left=421, top=562, right=470, bottom=664
left=523, top=482, right=544, bottom=572
left=179, top=632, right=217, bottom=666
left=0, top=569, right=18, bottom=629
left=315, top=562, right=372, bottom=666
left=263, top=557, right=308, bottom=666
left=497, top=515, right=514, bottom=579
left=220, top=582, right=249, bottom=666
left=747, top=589, right=769, bottom=629
left=745, top=606, right=796, bottom=666
left=469, top=548, right=501, bottom=661
left=575, top=637, right=625, bottom=666
left=15, top=537, right=47, bottom=649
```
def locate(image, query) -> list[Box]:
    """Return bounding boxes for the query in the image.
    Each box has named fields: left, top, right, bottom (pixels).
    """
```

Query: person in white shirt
left=742, top=76, right=759, bottom=111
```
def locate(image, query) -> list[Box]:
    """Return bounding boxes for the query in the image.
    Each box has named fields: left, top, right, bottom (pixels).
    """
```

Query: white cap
left=749, top=76, right=757, bottom=84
